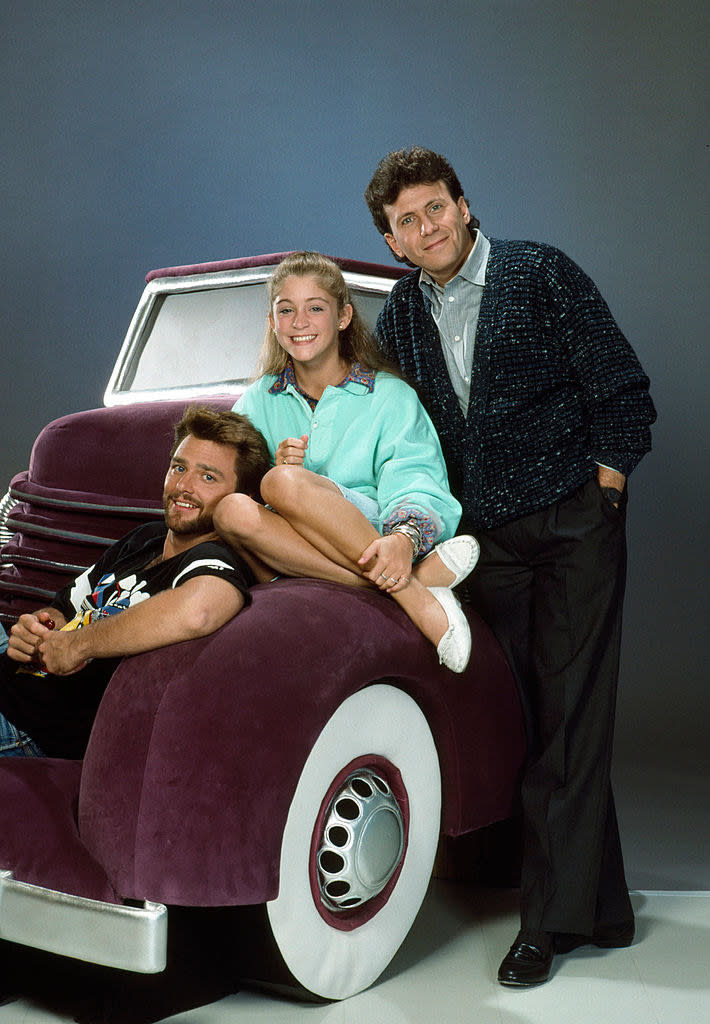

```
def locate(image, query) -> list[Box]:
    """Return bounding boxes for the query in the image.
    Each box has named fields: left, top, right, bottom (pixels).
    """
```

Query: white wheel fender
left=267, top=684, right=442, bottom=1000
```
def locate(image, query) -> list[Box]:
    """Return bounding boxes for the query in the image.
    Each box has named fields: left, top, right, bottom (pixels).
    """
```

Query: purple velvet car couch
left=0, top=398, right=525, bottom=998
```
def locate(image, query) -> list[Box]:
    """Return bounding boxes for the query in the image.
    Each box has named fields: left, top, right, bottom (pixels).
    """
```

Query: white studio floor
left=1, top=884, right=708, bottom=1024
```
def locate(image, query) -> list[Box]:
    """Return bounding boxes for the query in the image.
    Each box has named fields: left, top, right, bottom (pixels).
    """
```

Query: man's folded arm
left=39, top=575, right=245, bottom=676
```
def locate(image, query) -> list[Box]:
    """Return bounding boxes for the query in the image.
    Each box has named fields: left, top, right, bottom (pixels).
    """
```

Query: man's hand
left=7, top=609, right=66, bottom=664
left=597, top=466, right=627, bottom=506
left=38, top=629, right=88, bottom=676
left=358, top=532, right=414, bottom=593
left=274, top=435, right=308, bottom=467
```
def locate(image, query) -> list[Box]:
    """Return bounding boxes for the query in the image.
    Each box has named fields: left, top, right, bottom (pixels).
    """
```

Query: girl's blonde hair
left=255, top=251, right=396, bottom=377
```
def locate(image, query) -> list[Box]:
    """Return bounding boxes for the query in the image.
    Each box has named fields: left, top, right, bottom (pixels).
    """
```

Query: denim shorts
left=333, top=483, right=381, bottom=529
left=0, top=710, right=44, bottom=757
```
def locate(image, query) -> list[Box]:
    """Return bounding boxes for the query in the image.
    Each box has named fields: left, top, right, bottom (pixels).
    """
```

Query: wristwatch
left=601, top=486, right=623, bottom=505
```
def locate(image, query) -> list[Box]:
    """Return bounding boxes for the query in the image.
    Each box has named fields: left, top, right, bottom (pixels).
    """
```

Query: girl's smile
left=270, top=274, right=352, bottom=374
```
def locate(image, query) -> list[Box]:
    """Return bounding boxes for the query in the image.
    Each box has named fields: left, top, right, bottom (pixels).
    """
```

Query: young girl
left=214, top=252, right=478, bottom=672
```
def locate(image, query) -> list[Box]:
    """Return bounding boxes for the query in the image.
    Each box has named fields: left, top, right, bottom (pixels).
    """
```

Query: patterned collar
left=268, top=360, right=375, bottom=408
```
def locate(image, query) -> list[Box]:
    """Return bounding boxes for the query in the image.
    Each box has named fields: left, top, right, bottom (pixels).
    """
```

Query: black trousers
left=463, top=477, right=633, bottom=935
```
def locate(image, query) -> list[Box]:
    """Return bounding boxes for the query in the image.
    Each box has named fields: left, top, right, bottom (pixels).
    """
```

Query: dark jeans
left=463, top=477, right=633, bottom=935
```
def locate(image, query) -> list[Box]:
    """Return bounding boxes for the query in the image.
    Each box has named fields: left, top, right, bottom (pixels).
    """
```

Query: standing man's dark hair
left=366, top=144, right=656, bottom=989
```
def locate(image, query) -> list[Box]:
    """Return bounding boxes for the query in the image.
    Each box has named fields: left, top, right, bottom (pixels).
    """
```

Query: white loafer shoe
left=424, top=535, right=480, bottom=588
left=428, top=586, right=472, bottom=673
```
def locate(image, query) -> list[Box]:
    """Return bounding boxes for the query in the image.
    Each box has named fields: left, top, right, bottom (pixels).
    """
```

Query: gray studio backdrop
left=2, top=1, right=708, bottom=888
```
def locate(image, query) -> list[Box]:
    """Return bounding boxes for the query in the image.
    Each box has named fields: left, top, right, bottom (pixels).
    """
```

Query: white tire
left=267, top=684, right=441, bottom=1000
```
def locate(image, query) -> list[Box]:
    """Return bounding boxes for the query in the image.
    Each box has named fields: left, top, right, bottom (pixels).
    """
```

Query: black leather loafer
left=497, top=939, right=554, bottom=987
left=555, top=919, right=635, bottom=954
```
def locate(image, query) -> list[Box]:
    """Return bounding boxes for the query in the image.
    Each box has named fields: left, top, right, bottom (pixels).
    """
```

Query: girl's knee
left=213, top=492, right=259, bottom=540
left=260, top=464, right=307, bottom=510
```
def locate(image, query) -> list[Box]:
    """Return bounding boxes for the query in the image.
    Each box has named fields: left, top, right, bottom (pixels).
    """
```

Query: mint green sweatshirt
left=234, top=370, right=461, bottom=545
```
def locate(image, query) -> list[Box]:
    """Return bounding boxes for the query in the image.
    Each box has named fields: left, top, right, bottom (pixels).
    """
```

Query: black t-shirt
left=0, top=522, right=253, bottom=759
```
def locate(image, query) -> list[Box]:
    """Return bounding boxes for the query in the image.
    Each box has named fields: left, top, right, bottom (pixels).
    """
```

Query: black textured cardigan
left=376, top=238, right=656, bottom=531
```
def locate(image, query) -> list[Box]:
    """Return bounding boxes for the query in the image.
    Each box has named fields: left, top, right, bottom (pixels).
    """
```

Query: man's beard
left=163, top=493, right=215, bottom=536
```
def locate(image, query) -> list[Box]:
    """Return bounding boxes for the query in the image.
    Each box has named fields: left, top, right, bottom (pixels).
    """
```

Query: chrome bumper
left=0, top=870, right=167, bottom=973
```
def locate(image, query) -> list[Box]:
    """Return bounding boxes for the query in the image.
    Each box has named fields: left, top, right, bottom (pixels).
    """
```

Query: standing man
left=0, top=405, right=271, bottom=761
left=365, top=147, right=656, bottom=986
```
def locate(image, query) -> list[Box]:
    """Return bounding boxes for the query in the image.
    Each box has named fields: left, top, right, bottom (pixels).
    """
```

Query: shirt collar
left=268, top=360, right=375, bottom=399
left=419, top=230, right=490, bottom=294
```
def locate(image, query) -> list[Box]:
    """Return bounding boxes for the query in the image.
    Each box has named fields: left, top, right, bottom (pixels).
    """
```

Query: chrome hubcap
left=316, top=769, right=404, bottom=910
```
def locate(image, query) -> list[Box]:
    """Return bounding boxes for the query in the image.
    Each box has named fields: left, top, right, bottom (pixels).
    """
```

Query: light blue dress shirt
left=418, top=231, right=490, bottom=416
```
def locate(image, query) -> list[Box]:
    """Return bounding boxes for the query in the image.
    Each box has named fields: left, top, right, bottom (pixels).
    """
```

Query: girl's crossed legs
left=214, top=466, right=472, bottom=671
